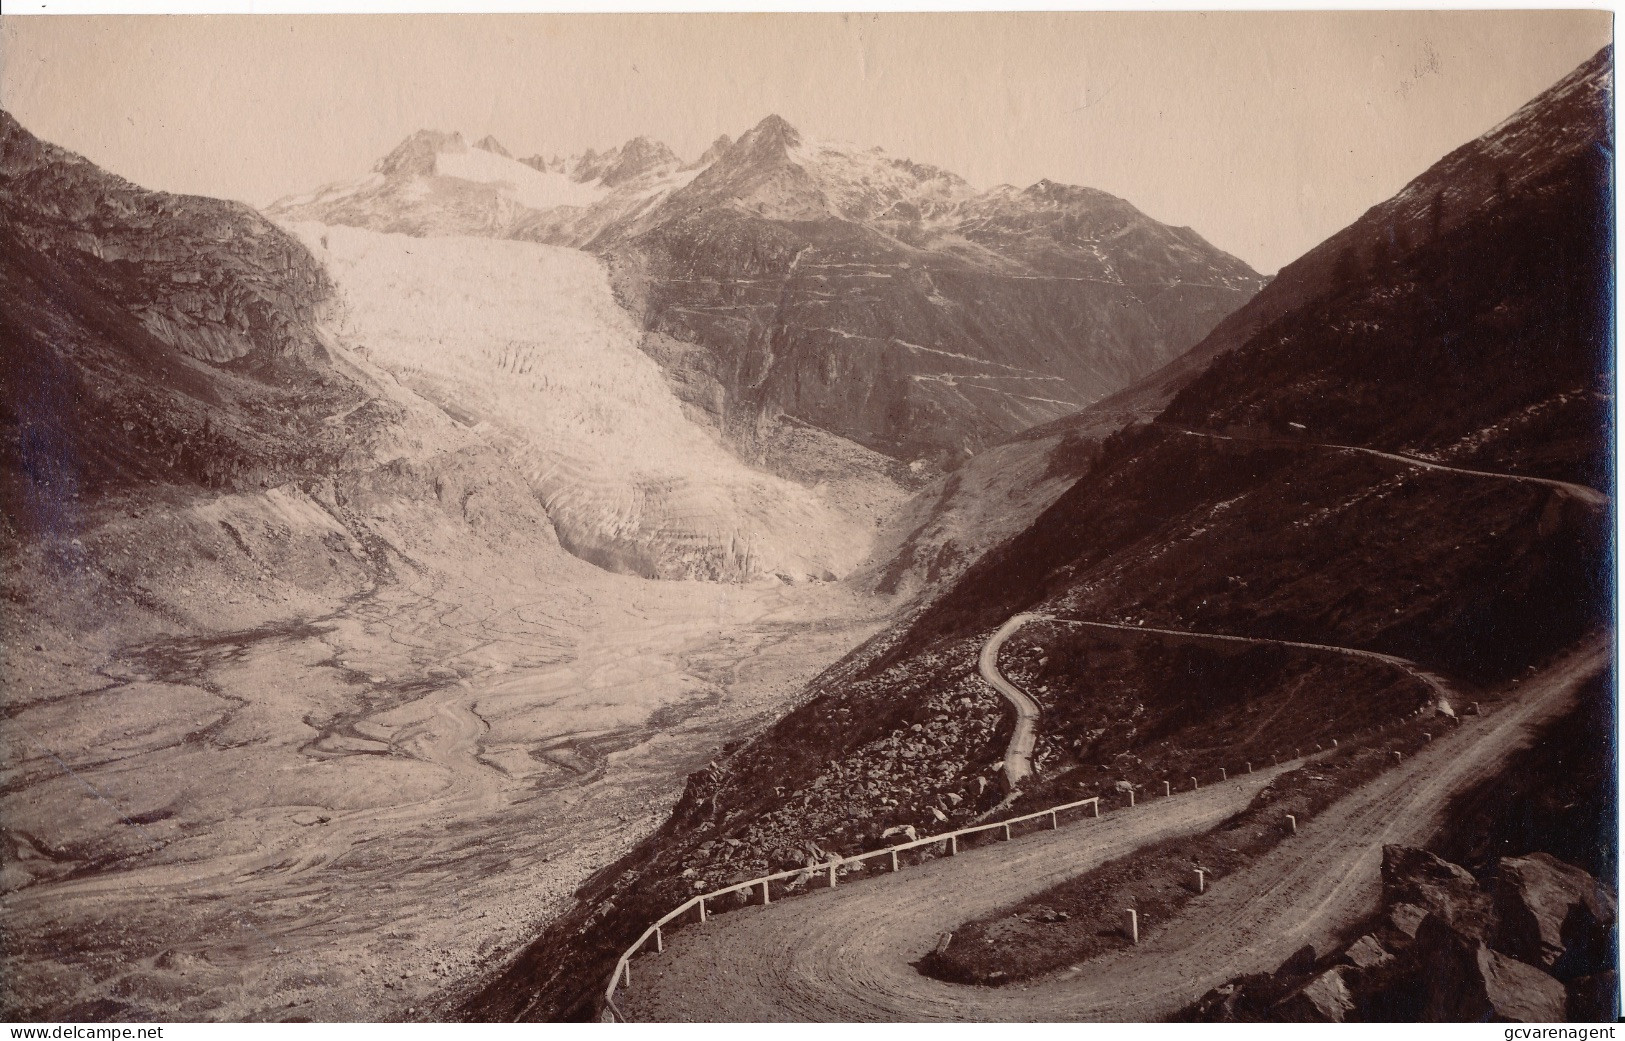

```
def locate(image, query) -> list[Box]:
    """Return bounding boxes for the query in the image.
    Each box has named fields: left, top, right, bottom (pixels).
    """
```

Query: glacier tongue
left=288, top=221, right=868, bottom=582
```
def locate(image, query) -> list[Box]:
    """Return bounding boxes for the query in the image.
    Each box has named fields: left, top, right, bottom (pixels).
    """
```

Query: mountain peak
left=688, top=134, right=734, bottom=169
left=472, top=135, right=511, bottom=158
left=375, top=129, right=465, bottom=177
left=598, top=136, right=681, bottom=187
left=736, top=114, right=802, bottom=154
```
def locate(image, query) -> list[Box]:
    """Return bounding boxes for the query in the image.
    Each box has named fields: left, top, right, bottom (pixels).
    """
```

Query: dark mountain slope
left=0, top=111, right=381, bottom=536
left=608, top=116, right=1262, bottom=462
left=860, top=43, right=1614, bottom=601
left=895, top=140, right=1610, bottom=681
left=462, top=49, right=1612, bottom=1023
left=1102, top=43, right=1614, bottom=423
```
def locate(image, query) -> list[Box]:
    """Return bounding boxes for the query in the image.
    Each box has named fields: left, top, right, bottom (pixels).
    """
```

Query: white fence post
left=762, top=880, right=771, bottom=905
left=828, top=863, right=837, bottom=888
left=1163, top=780, right=1171, bottom=797
left=655, top=927, right=664, bottom=953
left=1246, top=762, right=1253, bottom=773
left=891, top=850, right=900, bottom=872
left=1050, top=810, right=1058, bottom=829
left=698, top=897, right=707, bottom=924
left=1286, top=814, right=1297, bottom=834
left=1091, top=799, right=1100, bottom=818
left=1191, top=776, right=1199, bottom=790
left=1127, top=788, right=1135, bottom=807
left=1125, top=908, right=1139, bottom=944
left=1220, top=767, right=1227, bottom=780
left=949, top=835, right=958, bottom=856
left=1195, top=868, right=1207, bottom=893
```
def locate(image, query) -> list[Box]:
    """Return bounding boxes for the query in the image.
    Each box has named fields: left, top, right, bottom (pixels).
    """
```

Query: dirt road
left=1161, top=424, right=1607, bottom=508
left=978, top=614, right=1044, bottom=786
left=1046, top=617, right=1455, bottom=702
left=617, top=637, right=1607, bottom=1021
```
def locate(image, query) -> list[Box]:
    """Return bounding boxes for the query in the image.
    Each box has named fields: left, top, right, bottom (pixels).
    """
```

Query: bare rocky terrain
left=0, top=108, right=899, bottom=1020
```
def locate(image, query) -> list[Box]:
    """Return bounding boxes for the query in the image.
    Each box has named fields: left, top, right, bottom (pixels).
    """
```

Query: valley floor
left=0, top=544, right=891, bottom=1021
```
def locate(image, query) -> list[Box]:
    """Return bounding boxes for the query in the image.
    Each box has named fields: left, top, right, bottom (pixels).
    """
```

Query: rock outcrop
left=1185, top=845, right=1616, bottom=1023
left=1492, top=852, right=1618, bottom=975
left=1416, top=914, right=1570, bottom=1023
left=1382, top=845, right=1496, bottom=941
left=2, top=110, right=333, bottom=367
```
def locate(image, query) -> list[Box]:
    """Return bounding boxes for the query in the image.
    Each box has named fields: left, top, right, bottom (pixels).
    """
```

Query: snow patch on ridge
left=434, top=147, right=609, bottom=210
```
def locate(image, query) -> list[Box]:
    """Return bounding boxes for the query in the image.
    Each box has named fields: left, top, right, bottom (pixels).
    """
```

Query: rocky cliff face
left=0, top=108, right=385, bottom=538
left=2, top=110, right=333, bottom=367
left=1182, top=845, right=1617, bottom=1022
left=605, top=116, right=1263, bottom=463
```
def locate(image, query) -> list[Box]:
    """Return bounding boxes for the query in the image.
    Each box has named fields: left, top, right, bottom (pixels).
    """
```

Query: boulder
left=1382, top=845, right=1494, bottom=941
left=1274, top=966, right=1355, bottom=1022
left=1344, top=934, right=1394, bottom=970
left=1416, top=914, right=1568, bottom=1022
left=1492, top=852, right=1617, bottom=976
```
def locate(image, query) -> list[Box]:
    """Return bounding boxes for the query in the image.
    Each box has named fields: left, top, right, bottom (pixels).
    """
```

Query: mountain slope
left=606, top=115, right=1263, bottom=462
left=0, top=108, right=380, bottom=534
left=860, top=43, right=1616, bottom=602
left=462, top=46, right=1613, bottom=1022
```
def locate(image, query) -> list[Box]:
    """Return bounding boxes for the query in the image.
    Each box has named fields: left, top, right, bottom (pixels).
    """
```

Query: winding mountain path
left=616, top=637, right=1607, bottom=1021
left=1160, top=423, right=1607, bottom=508
left=978, top=614, right=1045, bottom=786
left=1045, top=617, right=1456, bottom=702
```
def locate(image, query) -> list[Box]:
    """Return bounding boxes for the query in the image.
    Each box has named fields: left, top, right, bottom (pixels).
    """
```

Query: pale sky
left=0, top=11, right=1612, bottom=273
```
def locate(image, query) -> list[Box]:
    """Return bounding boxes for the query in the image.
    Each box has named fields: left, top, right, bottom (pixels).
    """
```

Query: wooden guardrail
left=600, top=698, right=1447, bottom=1020
left=602, top=794, right=1103, bottom=1021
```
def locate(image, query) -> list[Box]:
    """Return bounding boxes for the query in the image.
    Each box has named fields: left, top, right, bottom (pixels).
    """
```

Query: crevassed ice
left=287, top=221, right=865, bottom=581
